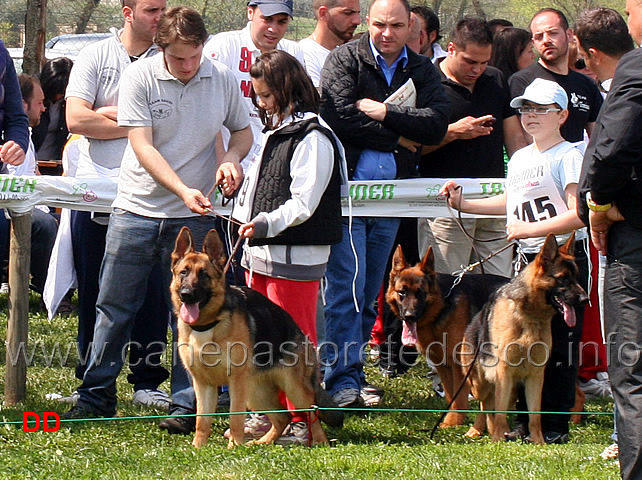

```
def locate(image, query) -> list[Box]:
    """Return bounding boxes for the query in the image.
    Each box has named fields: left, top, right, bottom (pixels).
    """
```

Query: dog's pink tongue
left=180, top=303, right=200, bottom=325
left=562, top=302, right=576, bottom=328
left=402, top=322, right=418, bottom=346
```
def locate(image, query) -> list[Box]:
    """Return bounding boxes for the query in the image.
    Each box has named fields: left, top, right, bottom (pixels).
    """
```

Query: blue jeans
left=76, top=210, right=217, bottom=416
left=71, top=210, right=170, bottom=390
left=322, top=216, right=400, bottom=395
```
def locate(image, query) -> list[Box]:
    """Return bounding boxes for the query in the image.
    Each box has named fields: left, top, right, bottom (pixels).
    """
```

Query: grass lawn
left=0, top=294, right=620, bottom=479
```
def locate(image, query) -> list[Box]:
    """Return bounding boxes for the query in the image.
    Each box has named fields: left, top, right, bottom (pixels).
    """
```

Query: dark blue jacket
left=0, top=40, right=30, bottom=158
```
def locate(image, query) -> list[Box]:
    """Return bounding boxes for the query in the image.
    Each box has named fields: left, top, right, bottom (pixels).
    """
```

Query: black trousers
left=604, top=222, right=642, bottom=480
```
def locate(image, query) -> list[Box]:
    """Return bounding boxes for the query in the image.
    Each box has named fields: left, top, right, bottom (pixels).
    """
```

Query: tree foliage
left=2, top=0, right=631, bottom=73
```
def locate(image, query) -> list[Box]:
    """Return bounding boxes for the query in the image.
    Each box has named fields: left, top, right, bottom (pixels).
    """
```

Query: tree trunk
left=471, top=0, right=486, bottom=20
left=455, top=0, right=467, bottom=22
left=22, top=0, right=47, bottom=75
left=201, top=0, right=210, bottom=17
left=432, top=0, right=442, bottom=15
left=75, top=0, right=102, bottom=34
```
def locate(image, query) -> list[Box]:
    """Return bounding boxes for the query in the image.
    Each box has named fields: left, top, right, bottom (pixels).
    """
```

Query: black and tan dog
left=386, top=245, right=509, bottom=426
left=171, top=227, right=342, bottom=448
left=460, top=233, right=588, bottom=444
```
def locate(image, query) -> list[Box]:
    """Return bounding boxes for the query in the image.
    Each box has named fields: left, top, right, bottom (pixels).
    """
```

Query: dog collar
left=189, top=320, right=219, bottom=332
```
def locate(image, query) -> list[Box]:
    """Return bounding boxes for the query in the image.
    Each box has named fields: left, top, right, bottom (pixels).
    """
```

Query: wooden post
left=4, top=211, right=32, bottom=405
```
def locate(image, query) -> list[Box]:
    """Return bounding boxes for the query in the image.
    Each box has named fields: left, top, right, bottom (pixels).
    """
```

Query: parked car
left=8, top=32, right=113, bottom=72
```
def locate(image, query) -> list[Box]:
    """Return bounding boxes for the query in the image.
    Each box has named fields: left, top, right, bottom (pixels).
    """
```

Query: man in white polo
left=204, top=0, right=304, bottom=171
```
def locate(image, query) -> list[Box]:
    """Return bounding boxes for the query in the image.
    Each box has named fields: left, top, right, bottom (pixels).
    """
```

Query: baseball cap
left=248, top=0, right=293, bottom=17
left=510, top=78, right=568, bottom=110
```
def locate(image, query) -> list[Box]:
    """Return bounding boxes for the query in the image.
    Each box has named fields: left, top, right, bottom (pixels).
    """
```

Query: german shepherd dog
left=386, top=245, right=509, bottom=427
left=460, top=233, right=588, bottom=444
left=171, top=227, right=343, bottom=448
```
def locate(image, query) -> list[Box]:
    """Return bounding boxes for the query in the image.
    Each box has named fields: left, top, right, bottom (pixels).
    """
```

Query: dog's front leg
left=227, top=371, right=249, bottom=448
left=192, top=382, right=217, bottom=448
left=491, top=366, right=513, bottom=442
left=524, top=368, right=546, bottom=445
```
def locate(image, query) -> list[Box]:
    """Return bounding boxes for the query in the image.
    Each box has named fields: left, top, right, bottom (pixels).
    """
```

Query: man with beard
left=299, top=0, right=362, bottom=87
left=509, top=8, right=602, bottom=142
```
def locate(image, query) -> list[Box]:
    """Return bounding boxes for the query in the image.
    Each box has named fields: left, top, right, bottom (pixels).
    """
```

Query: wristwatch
left=586, top=192, right=613, bottom=212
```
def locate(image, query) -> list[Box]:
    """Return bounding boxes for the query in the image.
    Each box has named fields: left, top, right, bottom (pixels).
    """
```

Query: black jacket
left=250, top=118, right=342, bottom=246
left=578, top=48, right=642, bottom=230
left=319, top=34, right=450, bottom=180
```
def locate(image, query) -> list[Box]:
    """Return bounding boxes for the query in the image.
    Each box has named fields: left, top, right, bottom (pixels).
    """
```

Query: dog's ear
left=203, top=229, right=227, bottom=269
left=172, top=227, right=194, bottom=268
left=536, top=233, right=559, bottom=271
left=559, top=231, right=576, bottom=257
left=391, top=245, right=407, bottom=273
left=419, top=246, right=435, bottom=275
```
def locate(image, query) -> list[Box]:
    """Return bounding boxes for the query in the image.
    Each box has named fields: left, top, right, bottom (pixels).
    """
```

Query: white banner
left=0, top=175, right=506, bottom=218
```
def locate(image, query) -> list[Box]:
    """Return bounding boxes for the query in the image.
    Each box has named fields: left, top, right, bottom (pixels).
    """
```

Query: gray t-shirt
left=65, top=30, right=158, bottom=170
left=115, top=54, right=250, bottom=218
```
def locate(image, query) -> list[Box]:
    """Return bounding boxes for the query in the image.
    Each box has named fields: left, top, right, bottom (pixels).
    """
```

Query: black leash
left=204, top=184, right=244, bottom=275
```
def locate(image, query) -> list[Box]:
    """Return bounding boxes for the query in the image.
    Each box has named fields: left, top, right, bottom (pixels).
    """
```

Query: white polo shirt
left=204, top=22, right=305, bottom=170
left=115, top=54, right=250, bottom=218
left=65, top=29, right=158, bottom=172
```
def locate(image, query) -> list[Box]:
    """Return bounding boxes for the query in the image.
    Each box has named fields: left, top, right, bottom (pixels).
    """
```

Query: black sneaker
left=543, top=431, right=570, bottom=444
left=523, top=431, right=570, bottom=444
left=504, top=423, right=528, bottom=442
left=61, top=404, right=112, bottom=420
left=159, top=416, right=196, bottom=435
left=217, top=391, right=230, bottom=407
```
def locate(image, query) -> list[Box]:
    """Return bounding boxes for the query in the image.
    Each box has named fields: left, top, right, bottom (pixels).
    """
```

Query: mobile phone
left=481, top=117, right=496, bottom=128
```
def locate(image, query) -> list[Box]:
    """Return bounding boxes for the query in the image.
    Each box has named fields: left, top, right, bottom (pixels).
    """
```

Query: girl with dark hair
left=490, top=27, right=535, bottom=80
left=232, top=49, right=347, bottom=444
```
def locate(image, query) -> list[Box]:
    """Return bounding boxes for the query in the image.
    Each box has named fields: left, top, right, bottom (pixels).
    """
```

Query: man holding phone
left=418, top=18, right=525, bottom=277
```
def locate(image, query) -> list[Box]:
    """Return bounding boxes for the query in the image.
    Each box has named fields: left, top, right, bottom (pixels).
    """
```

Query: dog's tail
left=314, top=382, right=344, bottom=428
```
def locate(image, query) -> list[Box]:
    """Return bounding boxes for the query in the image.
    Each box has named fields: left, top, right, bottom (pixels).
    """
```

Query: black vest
left=250, top=117, right=342, bottom=246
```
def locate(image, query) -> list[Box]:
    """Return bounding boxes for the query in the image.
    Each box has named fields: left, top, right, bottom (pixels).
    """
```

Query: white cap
left=510, top=78, right=568, bottom=110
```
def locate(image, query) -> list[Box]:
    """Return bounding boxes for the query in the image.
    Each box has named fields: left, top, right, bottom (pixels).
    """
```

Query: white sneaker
left=600, top=442, right=619, bottom=460
left=579, top=378, right=612, bottom=398
left=275, top=421, right=309, bottom=446
left=596, top=371, right=610, bottom=383
left=58, top=390, right=80, bottom=404
left=132, top=388, right=170, bottom=411
left=224, top=413, right=272, bottom=441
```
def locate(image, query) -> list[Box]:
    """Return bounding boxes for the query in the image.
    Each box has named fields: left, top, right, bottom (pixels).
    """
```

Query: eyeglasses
left=574, top=58, right=587, bottom=70
left=517, top=106, right=562, bottom=115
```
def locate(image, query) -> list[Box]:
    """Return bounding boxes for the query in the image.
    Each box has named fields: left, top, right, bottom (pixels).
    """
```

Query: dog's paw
left=464, top=426, right=482, bottom=438
left=227, top=437, right=242, bottom=449
left=441, top=413, right=465, bottom=427
left=192, top=438, right=207, bottom=449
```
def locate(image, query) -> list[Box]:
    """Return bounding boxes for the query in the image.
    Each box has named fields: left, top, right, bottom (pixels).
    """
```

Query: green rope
left=2, top=406, right=611, bottom=426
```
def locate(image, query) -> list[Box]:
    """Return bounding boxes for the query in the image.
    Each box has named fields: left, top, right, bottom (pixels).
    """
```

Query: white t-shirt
left=203, top=23, right=305, bottom=171
left=65, top=29, right=158, bottom=172
left=115, top=55, right=250, bottom=218
left=506, top=140, right=586, bottom=252
left=299, top=37, right=330, bottom=88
